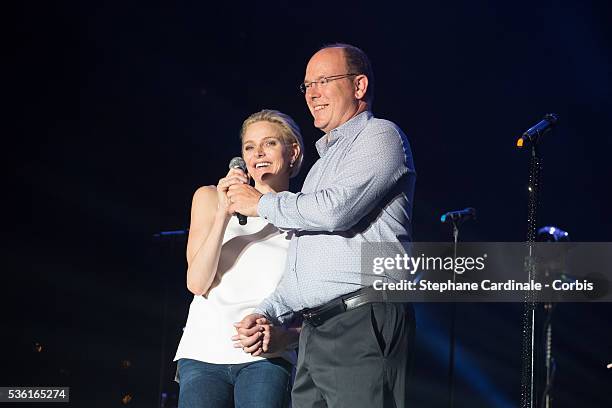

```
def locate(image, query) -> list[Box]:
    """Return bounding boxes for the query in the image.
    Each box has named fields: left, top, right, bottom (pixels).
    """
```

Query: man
left=227, top=43, right=416, bottom=408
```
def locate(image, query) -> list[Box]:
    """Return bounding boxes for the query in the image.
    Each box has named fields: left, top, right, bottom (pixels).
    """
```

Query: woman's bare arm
left=186, top=169, right=248, bottom=295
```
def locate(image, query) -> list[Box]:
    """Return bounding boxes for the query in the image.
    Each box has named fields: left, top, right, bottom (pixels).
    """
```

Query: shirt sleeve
left=258, top=127, right=410, bottom=232
left=253, top=267, right=296, bottom=325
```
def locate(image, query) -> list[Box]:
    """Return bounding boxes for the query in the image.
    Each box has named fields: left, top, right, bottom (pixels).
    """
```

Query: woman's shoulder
left=193, top=185, right=216, bottom=198
left=191, top=185, right=218, bottom=212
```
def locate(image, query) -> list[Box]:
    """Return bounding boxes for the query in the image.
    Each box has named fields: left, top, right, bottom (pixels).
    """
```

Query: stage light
left=122, top=394, right=133, bottom=404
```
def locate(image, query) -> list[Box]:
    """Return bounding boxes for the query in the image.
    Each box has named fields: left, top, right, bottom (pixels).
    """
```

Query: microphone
left=440, top=207, right=476, bottom=224
left=228, top=157, right=248, bottom=225
left=516, top=113, right=559, bottom=148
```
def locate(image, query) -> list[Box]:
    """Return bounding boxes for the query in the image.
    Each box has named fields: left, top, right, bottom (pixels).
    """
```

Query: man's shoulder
left=362, top=116, right=407, bottom=142
left=369, top=116, right=399, bottom=128
left=356, top=116, right=413, bottom=163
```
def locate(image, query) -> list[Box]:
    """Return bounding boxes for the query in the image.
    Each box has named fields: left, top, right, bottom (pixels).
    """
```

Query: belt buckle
left=302, top=310, right=318, bottom=327
left=302, top=310, right=317, bottom=327
left=303, top=297, right=349, bottom=327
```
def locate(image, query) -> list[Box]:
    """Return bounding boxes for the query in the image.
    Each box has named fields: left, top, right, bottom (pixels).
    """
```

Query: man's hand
left=233, top=314, right=292, bottom=356
left=227, top=184, right=263, bottom=217
left=233, top=314, right=266, bottom=356
left=216, top=168, right=249, bottom=216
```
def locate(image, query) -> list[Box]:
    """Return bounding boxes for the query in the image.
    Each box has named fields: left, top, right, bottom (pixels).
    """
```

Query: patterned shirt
left=254, top=111, right=416, bottom=324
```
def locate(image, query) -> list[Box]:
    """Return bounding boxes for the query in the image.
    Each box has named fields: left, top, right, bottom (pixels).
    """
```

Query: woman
left=174, top=110, right=304, bottom=408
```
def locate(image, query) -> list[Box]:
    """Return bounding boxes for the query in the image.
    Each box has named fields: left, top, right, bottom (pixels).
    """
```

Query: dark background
left=6, top=0, right=612, bottom=407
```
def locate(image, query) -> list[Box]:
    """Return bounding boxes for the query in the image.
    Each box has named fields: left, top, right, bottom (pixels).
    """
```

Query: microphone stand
left=445, top=216, right=471, bottom=408
left=152, top=229, right=188, bottom=408
left=519, top=137, right=544, bottom=408
left=516, top=114, right=558, bottom=408
left=541, top=302, right=556, bottom=408
left=448, top=222, right=458, bottom=408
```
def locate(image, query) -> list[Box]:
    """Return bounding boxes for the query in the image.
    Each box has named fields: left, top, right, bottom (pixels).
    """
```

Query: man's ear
left=354, top=75, right=369, bottom=101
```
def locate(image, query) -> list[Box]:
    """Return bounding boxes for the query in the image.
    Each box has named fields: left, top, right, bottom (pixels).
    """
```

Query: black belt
left=301, top=286, right=391, bottom=327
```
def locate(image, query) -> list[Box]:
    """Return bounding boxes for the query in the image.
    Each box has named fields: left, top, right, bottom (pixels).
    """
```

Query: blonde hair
left=240, top=109, right=304, bottom=178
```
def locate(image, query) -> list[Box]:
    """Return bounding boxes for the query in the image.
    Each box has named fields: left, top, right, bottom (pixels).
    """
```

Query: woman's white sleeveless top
left=174, top=216, right=295, bottom=364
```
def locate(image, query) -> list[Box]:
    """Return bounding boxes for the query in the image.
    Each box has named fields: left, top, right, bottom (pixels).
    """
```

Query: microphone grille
left=229, top=157, right=246, bottom=171
left=544, top=113, right=559, bottom=125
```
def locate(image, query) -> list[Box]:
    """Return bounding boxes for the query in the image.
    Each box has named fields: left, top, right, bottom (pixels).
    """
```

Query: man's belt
left=301, top=286, right=393, bottom=327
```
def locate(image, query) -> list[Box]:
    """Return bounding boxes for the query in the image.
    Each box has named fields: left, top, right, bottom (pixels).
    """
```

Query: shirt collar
left=315, top=111, right=372, bottom=157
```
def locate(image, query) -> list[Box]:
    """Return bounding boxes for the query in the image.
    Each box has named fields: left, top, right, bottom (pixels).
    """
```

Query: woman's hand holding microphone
left=216, top=168, right=249, bottom=218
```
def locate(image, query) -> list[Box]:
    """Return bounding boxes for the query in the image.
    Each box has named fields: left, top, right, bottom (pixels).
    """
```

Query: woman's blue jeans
left=177, top=358, right=292, bottom=408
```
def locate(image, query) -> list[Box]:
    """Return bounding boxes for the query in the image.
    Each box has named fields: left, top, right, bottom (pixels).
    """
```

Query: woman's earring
left=290, top=159, right=295, bottom=168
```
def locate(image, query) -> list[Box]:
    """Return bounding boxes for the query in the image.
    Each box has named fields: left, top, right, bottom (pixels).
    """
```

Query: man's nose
left=306, top=83, right=321, bottom=98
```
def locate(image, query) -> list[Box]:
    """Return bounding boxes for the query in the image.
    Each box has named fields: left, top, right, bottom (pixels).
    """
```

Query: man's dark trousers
left=291, top=302, right=415, bottom=408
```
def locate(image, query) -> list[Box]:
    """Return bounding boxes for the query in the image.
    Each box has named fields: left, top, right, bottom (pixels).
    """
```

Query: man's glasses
left=299, top=73, right=358, bottom=94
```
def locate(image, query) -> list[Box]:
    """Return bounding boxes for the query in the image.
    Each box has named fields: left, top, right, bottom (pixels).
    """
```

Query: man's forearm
left=257, top=129, right=410, bottom=232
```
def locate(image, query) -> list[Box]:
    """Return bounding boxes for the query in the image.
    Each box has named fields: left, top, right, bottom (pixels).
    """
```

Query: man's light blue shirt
left=254, top=111, right=416, bottom=324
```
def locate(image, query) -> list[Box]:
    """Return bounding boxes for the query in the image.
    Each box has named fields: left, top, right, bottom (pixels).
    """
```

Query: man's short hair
left=320, top=43, right=375, bottom=107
